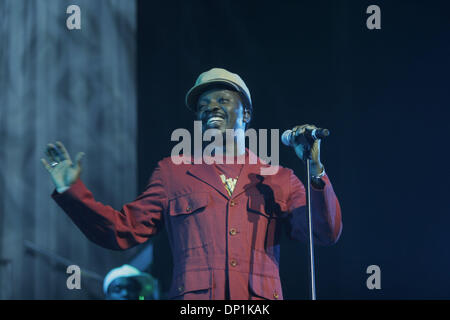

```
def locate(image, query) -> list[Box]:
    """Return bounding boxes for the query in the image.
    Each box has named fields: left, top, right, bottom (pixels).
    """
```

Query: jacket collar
left=186, top=149, right=274, bottom=199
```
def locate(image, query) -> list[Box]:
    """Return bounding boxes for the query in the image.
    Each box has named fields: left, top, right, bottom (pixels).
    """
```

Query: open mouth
left=204, top=113, right=226, bottom=125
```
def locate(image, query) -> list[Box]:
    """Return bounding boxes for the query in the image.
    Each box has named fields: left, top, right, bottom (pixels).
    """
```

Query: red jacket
left=52, top=153, right=342, bottom=300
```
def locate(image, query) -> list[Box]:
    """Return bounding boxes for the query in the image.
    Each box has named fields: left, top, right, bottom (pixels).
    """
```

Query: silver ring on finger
left=50, top=162, right=59, bottom=167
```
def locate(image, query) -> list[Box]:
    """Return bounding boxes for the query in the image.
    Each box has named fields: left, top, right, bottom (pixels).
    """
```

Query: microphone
left=281, top=127, right=330, bottom=147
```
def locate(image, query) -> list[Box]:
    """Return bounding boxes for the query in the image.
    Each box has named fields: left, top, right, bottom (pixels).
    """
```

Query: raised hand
left=41, top=141, right=85, bottom=192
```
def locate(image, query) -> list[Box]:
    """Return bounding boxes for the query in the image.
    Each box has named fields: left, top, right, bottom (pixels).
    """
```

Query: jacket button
left=230, top=259, right=237, bottom=267
left=229, top=228, right=237, bottom=236
left=273, top=292, right=279, bottom=299
left=230, top=200, right=236, bottom=207
left=186, top=206, right=191, bottom=212
left=178, top=285, right=184, bottom=292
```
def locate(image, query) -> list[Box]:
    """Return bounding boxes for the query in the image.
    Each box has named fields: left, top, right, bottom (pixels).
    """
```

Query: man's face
left=196, top=88, right=250, bottom=133
left=106, top=277, right=141, bottom=300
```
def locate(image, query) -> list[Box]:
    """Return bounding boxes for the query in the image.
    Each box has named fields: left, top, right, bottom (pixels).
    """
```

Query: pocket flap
left=169, top=193, right=209, bottom=216
left=249, top=273, right=283, bottom=300
left=168, top=269, right=211, bottom=298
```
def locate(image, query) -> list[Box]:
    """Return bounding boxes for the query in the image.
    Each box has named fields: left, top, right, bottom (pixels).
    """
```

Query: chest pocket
left=168, top=192, right=212, bottom=252
left=169, top=192, right=209, bottom=216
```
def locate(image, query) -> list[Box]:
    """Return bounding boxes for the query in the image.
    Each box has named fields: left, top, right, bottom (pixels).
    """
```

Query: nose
left=201, top=103, right=223, bottom=117
left=205, top=103, right=221, bottom=111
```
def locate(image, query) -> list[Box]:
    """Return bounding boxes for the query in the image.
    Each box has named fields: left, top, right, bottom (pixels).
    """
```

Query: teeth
left=207, top=117, right=224, bottom=124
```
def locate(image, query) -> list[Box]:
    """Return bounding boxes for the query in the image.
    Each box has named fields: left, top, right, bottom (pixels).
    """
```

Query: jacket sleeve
left=51, top=165, right=168, bottom=250
left=285, top=170, right=342, bottom=246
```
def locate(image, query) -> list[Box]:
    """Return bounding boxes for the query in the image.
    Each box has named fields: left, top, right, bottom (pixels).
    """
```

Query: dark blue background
left=137, top=0, right=450, bottom=299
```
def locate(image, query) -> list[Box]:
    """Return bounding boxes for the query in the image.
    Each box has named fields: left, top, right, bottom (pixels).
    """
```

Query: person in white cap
left=42, top=67, right=342, bottom=300
left=103, top=264, right=158, bottom=300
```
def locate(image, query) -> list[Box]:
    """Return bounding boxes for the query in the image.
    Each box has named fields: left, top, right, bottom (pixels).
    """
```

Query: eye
left=219, top=98, right=230, bottom=104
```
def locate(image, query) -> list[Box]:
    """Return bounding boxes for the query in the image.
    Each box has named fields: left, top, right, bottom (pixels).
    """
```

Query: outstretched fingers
left=74, top=152, right=85, bottom=168
left=45, top=145, right=57, bottom=163
left=46, top=143, right=62, bottom=162
left=55, top=141, right=72, bottom=163
left=40, top=158, right=52, bottom=172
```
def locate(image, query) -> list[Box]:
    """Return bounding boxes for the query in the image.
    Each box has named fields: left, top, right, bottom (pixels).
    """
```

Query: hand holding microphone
left=281, top=127, right=329, bottom=146
left=281, top=124, right=328, bottom=176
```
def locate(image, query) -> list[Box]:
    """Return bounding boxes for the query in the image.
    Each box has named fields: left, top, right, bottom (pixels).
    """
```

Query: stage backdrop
left=0, top=0, right=139, bottom=299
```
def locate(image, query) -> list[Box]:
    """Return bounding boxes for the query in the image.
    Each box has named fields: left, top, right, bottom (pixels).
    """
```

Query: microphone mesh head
left=281, top=129, right=292, bottom=146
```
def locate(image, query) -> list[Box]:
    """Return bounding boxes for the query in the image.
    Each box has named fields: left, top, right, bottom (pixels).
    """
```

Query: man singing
left=41, top=68, right=342, bottom=300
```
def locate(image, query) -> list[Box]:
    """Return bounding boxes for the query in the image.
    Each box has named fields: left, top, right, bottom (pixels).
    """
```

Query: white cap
left=103, top=264, right=152, bottom=294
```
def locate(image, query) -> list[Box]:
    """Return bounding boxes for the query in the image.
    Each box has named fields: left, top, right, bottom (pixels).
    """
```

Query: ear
left=243, top=107, right=252, bottom=124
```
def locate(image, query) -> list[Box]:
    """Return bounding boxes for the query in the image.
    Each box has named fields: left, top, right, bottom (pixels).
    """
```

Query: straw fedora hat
left=185, top=67, right=252, bottom=111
